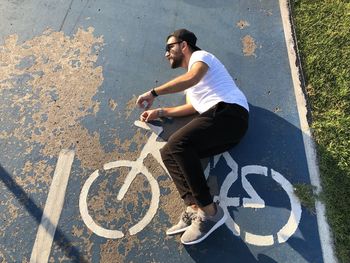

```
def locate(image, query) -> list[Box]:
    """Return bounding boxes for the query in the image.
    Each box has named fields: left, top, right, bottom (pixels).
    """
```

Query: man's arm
left=136, top=61, right=208, bottom=109
left=154, top=61, right=208, bottom=95
left=140, top=103, right=197, bottom=122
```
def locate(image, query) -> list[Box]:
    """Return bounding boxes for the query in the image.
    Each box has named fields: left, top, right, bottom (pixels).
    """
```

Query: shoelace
left=182, top=211, right=196, bottom=223
left=193, top=213, right=206, bottom=223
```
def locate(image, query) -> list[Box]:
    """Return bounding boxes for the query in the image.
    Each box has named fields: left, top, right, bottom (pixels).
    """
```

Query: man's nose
left=165, top=50, right=170, bottom=57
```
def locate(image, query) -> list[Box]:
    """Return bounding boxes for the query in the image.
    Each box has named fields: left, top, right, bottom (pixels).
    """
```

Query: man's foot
left=180, top=204, right=227, bottom=245
left=166, top=206, right=197, bottom=235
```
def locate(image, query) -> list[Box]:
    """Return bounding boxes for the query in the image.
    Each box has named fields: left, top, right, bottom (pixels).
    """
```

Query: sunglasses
left=165, top=41, right=183, bottom=52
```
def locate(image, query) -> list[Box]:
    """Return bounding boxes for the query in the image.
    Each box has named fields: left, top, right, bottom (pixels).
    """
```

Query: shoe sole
left=180, top=213, right=228, bottom=245
left=166, top=225, right=190, bottom=236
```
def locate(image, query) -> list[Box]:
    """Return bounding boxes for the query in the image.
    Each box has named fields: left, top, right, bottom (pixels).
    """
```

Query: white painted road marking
left=215, top=153, right=302, bottom=246
left=79, top=169, right=124, bottom=239
left=30, top=149, right=75, bottom=263
left=79, top=123, right=166, bottom=239
left=80, top=136, right=302, bottom=246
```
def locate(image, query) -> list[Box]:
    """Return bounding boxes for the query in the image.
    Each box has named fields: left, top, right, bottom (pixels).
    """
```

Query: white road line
left=30, top=149, right=75, bottom=263
left=279, top=1, right=337, bottom=262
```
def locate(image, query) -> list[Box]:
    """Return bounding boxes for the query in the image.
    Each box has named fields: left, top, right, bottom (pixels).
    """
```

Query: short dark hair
left=167, top=28, right=201, bottom=51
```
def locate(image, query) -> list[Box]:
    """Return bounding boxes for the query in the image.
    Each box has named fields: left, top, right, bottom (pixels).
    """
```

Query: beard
left=170, top=53, right=184, bottom=68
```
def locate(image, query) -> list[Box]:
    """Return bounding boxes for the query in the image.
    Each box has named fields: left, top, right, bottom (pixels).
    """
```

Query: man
left=136, top=29, right=249, bottom=245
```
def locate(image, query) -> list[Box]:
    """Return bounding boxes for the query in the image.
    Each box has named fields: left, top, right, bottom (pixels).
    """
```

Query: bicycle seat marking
left=79, top=121, right=302, bottom=246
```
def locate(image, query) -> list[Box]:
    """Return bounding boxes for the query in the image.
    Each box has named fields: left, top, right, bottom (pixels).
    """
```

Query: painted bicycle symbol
left=79, top=121, right=302, bottom=246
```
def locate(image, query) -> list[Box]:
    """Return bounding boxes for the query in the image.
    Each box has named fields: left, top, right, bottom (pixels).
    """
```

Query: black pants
left=160, top=102, right=249, bottom=207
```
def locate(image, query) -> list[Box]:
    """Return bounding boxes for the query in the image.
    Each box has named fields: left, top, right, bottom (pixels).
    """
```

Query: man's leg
left=160, top=103, right=249, bottom=242
left=161, top=103, right=248, bottom=207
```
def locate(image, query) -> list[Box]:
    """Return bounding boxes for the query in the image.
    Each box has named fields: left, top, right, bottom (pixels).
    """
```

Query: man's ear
left=181, top=41, right=189, bottom=52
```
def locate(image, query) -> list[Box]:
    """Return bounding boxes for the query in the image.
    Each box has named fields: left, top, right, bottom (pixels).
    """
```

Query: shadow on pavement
left=184, top=226, right=278, bottom=263
left=158, top=104, right=323, bottom=262
left=0, top=165, right=86, bottom=262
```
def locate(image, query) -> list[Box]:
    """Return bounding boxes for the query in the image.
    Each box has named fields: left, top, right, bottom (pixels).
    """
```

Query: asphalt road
left=0, top=0, right=334, bottom=262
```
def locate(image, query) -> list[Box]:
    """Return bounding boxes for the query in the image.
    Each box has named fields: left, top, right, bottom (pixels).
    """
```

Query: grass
left=291, top=0, right=350, bottom=262
left=294, top=183, right=317, bottom=214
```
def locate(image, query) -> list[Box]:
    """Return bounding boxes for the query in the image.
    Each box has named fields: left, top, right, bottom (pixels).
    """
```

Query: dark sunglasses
left=165, top=41, right=183, bottom=52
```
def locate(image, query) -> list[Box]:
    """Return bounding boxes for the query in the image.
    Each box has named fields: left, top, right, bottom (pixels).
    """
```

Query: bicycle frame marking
left=79, top=122, right=302, bottom=246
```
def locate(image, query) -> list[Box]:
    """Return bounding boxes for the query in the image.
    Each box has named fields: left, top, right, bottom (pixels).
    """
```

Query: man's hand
left=140, top=109, right=160, bottom=122
left=136, top=90, right=155, bottom=110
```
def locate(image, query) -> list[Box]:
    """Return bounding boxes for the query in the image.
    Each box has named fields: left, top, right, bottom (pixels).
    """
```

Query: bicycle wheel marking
left=212, top=153, right=302, bottom=246
left=80, top=161, right=160, bottom=238
left=104, top=161, right=160, bottom=236
left=245, top=233, right=274, bottom=246
left=272, top=169, right=302, bottom=243
left=79, top=169, right=124, bottom=239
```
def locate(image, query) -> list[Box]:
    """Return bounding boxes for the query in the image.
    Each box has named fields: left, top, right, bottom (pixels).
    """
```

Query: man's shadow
left=150, top=104, right=323, bottom=263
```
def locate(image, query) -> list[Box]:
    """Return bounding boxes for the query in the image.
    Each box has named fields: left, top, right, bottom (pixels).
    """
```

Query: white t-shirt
left=186, top=50, right=249, bottom=114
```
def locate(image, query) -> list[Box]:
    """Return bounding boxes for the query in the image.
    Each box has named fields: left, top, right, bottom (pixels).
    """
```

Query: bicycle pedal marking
left=79, top=126, right=302, bottom=246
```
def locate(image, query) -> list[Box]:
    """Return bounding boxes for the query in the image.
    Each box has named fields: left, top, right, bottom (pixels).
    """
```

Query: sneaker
left=166, top=206, right=197, bottom=235
left=180, top=204, right=227, bottom=245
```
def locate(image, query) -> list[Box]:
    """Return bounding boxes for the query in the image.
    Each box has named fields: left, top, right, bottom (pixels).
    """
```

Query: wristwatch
left=158, top=108, right=164, bottom=118
left=151, top=88, right=158, bottom=97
